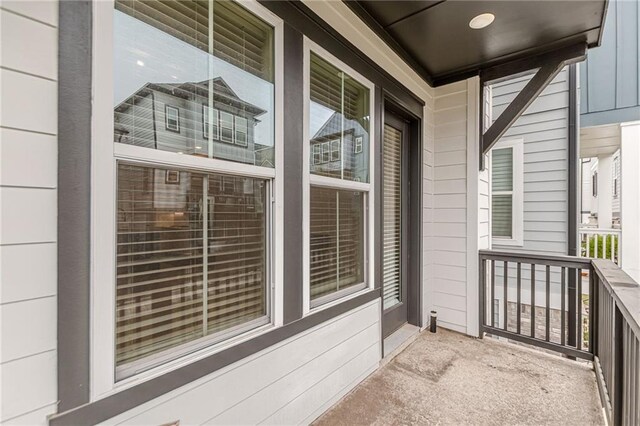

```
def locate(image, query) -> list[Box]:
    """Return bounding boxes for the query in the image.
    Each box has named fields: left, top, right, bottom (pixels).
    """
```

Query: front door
left=382, top=112, right=409, bottom=337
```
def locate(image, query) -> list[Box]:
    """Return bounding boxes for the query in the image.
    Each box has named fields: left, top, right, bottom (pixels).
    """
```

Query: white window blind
left=116, top=163, right=268, bottom=373
left=382, top=124, right=402, bottom=309
left=115, top=0, right=274, bottom=82
left=309, top=187, right=365, bottom=303
left=492, top=147, right=514, bottom=238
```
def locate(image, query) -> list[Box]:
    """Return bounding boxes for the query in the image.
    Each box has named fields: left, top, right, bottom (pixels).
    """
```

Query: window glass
left=309, top=187, right=365, bottom=302
left=165, top=106, right=180, bottom=131
left=492, top=147, right=514, bottom=238
left=203, top=106, right=219, bottom=140
left=309, top=53, right=369, bottom=182
left=235, top=117, right=248, bottom=146
left=116, top=163, right=268, bottom=375
left=313, top=144, right=321, bottom=165
left=220, top=111, right=234, bottom=144
left=113, top=0, right=275, bottom=166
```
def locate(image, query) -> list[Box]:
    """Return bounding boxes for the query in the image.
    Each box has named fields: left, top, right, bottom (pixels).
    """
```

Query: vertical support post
left=517, top=262, right=522, bottom=335
left=503, top=261, right=508, bottom=330
left=479, top=256, right=486, bottom=338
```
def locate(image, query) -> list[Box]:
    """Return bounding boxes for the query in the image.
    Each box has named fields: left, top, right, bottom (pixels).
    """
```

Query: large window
left=102, top=0, right=280, bottom=382
left=304, top=41, right=374, bottom=310
left=491, top=139, right=523, bottom=246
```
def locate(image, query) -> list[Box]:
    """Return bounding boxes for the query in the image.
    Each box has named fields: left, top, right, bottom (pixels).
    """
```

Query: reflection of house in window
left=310, top=112, right=368, bottom=181
left=114, top=77, right=269, bottom=165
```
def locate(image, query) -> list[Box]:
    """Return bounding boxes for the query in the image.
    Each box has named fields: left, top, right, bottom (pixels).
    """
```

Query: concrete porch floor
left=314, top=329, right=604, bottom=425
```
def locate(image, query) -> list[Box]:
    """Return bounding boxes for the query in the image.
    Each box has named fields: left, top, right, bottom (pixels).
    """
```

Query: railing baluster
left=577, top=268, right=583, bottom=351
left=589, top=267, right=595, bottom=353
left=561, top=266, right=566, bottom=346
left=491, top=260, right=495, bottom=327
left=568, top=268, right=577, bottom=349
left=545, top=265, right=551, bottom=342
left=517, top=262, right=522, bottom=335
left=503, top=261, right=508, bottom=330
left=531, top=264, right=536, bottom=339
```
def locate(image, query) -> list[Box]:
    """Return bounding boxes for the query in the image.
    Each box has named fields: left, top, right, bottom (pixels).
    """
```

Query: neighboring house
left=0, top=0, right=608, bottom=425
left=488, top=66, right=576, bottom=337
left=114, top=77, right=270, bottom=166
left=579, top=0, right=640, bottom=278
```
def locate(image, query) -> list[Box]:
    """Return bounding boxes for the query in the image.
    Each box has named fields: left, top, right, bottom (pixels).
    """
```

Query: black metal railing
left=479, top=250, right=594, bottom=360
left=591, top=259, right=640, bottom=426
left=478, top=250, right=640, bottom=426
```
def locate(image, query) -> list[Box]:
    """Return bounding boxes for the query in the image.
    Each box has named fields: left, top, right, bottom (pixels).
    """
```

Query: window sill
left=100, top=321, right=276, bottom=400
left=492, top=238, right=523, bottom=247
left=307, top=284, right=371, bottom=316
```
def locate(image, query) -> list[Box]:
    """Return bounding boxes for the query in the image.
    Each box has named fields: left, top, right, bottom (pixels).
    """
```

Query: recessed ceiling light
left=136, top=60, right=145, bottom=67
left=469, top=13, right=495, bottom=30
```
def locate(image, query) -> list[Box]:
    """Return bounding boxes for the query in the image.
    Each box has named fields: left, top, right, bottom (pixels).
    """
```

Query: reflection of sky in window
left=309, top=102, right=335, bottom=138
left=114, top=11, right=274, bottom=147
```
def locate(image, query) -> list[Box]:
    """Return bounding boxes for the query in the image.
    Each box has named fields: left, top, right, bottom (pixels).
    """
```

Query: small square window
left=165, top=105, right=180, bottom=132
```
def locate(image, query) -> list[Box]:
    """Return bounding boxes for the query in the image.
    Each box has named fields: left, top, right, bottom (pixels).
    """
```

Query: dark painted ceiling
left=348, top=0, right=607, bottom=86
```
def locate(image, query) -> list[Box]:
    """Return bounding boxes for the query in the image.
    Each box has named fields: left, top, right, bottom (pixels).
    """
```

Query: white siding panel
left=102, top=302, right=381, bottom=426
left=0, top=1, right=58, bottom=26
left=207, top=324, right=380, bottom=425
left=492, top=67, right=570, bottom=257
left=0, top=69, right=57, bottom=134
left=0, top=9, right=57, bottom=79
left=0, top=243, right=56, bottom=304
left=0, top=296, right=56, bottom=363
left=0, top=187, right=56, bottom=245
left=1, top=403, right=57, bottom=426
left=0, top=129, right=57, bottom=188
left=0, top=350, right=57, bottom=422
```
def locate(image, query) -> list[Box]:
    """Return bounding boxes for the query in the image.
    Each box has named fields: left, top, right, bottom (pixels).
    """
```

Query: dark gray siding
left=581, top=0, right=640, bottom=127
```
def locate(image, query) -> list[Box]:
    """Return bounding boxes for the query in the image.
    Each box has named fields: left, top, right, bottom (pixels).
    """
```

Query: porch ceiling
left=347, top=0, right=608, bottom=86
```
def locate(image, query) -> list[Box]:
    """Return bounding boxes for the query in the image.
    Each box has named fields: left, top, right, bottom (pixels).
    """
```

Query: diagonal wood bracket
left=479, top=43, right=587, bottom=170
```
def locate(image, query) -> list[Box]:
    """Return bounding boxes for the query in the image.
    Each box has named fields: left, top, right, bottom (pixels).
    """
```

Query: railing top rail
left=592, top=259, right=640, bottom=338
left=479, top=249, right=592, bottom=268
left=578, top=228, right=622, bottom=234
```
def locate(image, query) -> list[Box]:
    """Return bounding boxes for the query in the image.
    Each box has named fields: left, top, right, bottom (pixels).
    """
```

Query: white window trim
left=91, top=0, right=284, bottom=400
left=165, top=105, right=180, bottom=132
left=203, top=105, right=219, bottom=140
left=302, top=37, right=376, bottom=316
left=235, top=116, right=248, bottom=146
left=354, top=136, right=363, bottom=154
left=490, top=138, right=524, bottom=247
left=219, top=110, right=235, bottom=144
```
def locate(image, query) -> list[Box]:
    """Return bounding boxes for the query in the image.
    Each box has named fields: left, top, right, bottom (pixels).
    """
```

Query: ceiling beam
left=480, top=43, right=587, bottom=164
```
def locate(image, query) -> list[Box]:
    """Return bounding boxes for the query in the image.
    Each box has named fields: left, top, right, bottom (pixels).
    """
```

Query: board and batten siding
left=100, top=301, right=381, bottom=425
left=580, top=0, right=640, bottom=127
left=491, top=67, right=570, bottom=256
left=0, top=1, right=59, bottom=424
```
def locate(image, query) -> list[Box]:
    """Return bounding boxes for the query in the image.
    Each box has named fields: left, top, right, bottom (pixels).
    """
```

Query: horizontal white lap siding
left=431, top=80, right=469, bottom=334
left=492, top=68, right=570, bottom=256
left=0, top=3, right=59, bottom=424
left=99, top=301, right=381, bottom=426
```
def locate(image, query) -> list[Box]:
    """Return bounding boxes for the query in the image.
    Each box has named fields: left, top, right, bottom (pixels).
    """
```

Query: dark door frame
left=380, top=95, right=423, bottom=341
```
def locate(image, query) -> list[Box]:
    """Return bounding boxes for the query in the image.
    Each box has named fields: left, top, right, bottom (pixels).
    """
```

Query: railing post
left=478, top=255, right=485, bottom=339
